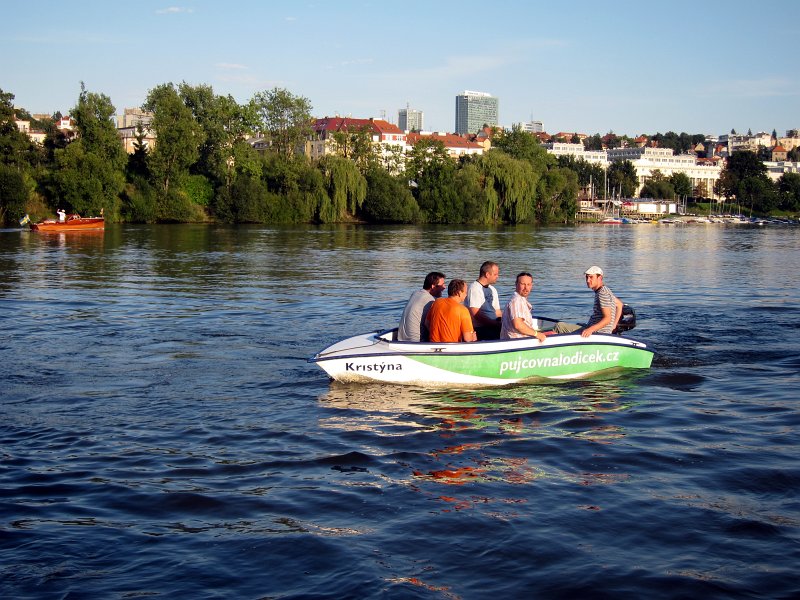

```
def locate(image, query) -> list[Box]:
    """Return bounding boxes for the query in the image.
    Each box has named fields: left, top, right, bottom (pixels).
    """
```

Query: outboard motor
left=613, top=304, right=637, bottom=334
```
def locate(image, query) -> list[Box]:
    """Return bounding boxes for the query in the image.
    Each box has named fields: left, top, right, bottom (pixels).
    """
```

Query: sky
left=3, top=0, right=799, bottom=137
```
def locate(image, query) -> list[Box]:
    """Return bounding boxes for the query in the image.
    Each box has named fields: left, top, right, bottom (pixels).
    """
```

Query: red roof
left=313, top=117, right=403, bottom=135
left=406, top=132, right=482, bottom=149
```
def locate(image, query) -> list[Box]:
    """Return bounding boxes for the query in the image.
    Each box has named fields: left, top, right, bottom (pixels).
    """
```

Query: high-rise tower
left=454, top=91, right=498, bottom=135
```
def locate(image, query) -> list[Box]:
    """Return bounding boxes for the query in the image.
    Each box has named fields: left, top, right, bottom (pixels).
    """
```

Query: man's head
left=515, top=272, right=533, bottom=298
left=447, top=278, right=467, bottom=301
left=479, top=261, right=499, bottom=285
left=584, top=266, right=604, bottom=290
left=423, top=271, right=446, bottom=298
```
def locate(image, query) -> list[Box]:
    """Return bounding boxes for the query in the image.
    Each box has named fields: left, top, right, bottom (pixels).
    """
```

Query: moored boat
left=30, top=214, right=104, bottom=232
left=310, top=315, right=654, bottom=387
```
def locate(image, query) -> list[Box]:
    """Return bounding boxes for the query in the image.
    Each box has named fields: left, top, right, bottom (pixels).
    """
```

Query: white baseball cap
left=584, top=266, right=604, bottom=276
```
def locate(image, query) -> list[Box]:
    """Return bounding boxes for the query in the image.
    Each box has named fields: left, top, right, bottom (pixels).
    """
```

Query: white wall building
left=517, top=120, right=544, bottom=133
left=607, top=147, right=722, bottom=198
left=763, top=161, right=800, bottom=182
left=543, top=142, right=608, bottom=167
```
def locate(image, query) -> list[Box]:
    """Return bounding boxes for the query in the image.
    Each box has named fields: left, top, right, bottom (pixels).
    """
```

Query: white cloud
left=155, top=7, right=194, bottom=15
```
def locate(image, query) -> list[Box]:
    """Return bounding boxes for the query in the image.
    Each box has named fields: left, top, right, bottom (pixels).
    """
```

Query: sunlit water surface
left=1, top=223, right=798, bottom=599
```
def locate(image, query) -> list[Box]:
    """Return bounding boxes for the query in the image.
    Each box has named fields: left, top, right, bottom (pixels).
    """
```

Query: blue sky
left=3, top=0, right=798, bottom=137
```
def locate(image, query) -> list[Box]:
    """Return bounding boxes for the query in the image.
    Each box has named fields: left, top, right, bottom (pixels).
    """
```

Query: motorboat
left=310, top=311, right=654, bottom=387
left=30, top=214, right=104, bottom=232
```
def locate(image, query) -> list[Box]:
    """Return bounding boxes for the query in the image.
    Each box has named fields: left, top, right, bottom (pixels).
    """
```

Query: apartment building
left=454, top=91, right=498, bottom=135
left=607, top=147, right=722, bottom=198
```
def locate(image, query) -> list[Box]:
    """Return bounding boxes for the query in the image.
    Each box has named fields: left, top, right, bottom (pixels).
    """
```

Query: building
left=542, top=142, right=608, bottom=167
left=308, top=117, right=407, bottom=170
left=516, top=120, right=544, bottom=133
left=406, top=131, right=487, bottom=159
left=607, top=146, right=722, bottom=198
left=117, top=107, right=153, bottom=129
left=718, top=131, right=773, bottom=156
left=398, top=106, right=424, bottom=132
left=116, top=108, right=155, bottom=154
left=14, top=117, right=46, bottom=145
left=117, top=126, right=157, bottom=154
left=454, top=90, right=498, bottom=135
left=763, top=161, right=800, bottom=183
left=777, top=130, right=800, bottom=152
left=771, top=145, right=788, bottom=162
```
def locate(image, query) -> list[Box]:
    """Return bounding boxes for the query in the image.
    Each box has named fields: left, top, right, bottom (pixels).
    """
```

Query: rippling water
left=1, top=223, right=798, bottom=599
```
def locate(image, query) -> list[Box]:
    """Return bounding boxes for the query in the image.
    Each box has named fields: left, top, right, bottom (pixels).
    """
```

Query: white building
left=543, top=142, right=608, bottom=167
left=607, top=146, right=722, bottom=198
left=517, top=120, right=544, bottom=133
left=763, top=161, right=800, bottom=182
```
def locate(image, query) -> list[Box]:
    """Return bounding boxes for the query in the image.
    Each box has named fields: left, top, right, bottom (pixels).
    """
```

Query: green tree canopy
left=143, top=83, right=206, bottom=197
left=0, top=88, right=36, bottom=168
left=777, top=172, right=800, bottom=212
left=316, top=154, right=366, bottom=222
left=607, top=160, right=637, bottom=197
left=477, top=150, right=540, bottom=224
left=252, top=87, right=313, bottom=160
left=52, top=84, right=127, bottom=217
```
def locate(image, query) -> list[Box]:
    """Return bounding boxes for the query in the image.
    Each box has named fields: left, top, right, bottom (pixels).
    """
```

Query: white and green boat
left=310, top=315, right=654, bottom=387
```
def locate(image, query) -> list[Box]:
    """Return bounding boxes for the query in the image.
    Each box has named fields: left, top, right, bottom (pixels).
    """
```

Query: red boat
left=30, top=214, right=105, bottom=232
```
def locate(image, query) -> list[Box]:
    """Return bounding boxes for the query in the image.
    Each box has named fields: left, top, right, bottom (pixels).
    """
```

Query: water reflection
left=317, top=377, right=642, bottom=515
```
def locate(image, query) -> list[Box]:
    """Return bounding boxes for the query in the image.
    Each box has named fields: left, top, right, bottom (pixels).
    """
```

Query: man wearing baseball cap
left=553, top=266, right=624, bottom=337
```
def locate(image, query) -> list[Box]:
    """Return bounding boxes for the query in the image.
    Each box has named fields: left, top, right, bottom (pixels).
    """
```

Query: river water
left=1, top=223, right=798, bottom=599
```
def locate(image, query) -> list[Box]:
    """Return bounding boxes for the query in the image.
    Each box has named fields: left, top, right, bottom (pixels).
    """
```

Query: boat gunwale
left=309, top=329, right=654, bottom=364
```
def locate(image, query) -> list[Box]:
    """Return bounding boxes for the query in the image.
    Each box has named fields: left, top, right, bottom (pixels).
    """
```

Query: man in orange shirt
left=426, top=279, right=477, bottom=343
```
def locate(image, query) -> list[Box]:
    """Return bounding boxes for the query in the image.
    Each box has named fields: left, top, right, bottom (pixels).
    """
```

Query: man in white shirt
left=500, top=272, right=547, bottom=342
left=465, top=261, right=502, bottom=340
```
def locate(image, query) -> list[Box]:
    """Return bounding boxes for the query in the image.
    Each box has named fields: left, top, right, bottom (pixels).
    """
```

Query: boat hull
left=30, top=217, right=104, bottom=232
left=310, top=329, right=654, bottom=386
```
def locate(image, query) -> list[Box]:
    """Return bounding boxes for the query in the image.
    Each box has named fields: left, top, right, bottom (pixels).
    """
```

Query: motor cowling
left=613, top=304, right=636, bottom=334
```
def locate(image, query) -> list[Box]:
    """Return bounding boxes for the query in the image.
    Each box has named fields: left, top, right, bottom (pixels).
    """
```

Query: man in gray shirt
left=397, top=272, right=446, bottom=342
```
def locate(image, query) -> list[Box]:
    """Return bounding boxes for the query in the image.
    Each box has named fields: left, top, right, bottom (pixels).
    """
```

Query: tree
left=492, top=125, right=553, bottom=172
left=0, top=163, right=28, bottom=224
left=669, top=172, right=693, bottom=198
left=607, top=160, right=637, bottom=197
left=51, top=84, right=127, bottom=217
left=717, top=150, right=768, bottom=199
left=361, top=166, right=419, bottom=223
left=555, top=155, right=604, bottom=198
left=327, top=126, right=380, bottom=173
left=583, top=134, right=603, bottom=151
left=405, top=138, right=458, bottom=222
left=178, top=82, right=258, bottom=188
left=536, top=166, right=579, bottom=223
left=0, top=88, right=36, bottom=168
left=127, top=122, right=150, bottom=179
left=316, top=155, right=366, bottom=222
left=640, top=178, right=674, bottom=199
left=476, top=150, right=540, bottom=224
left=718, top=151, right=776, bottom=214
left=143, top=83, right=205, bottom=198
left=777, top=172, right=800, bottom=212
left=252, top=87, right=313, bottom=160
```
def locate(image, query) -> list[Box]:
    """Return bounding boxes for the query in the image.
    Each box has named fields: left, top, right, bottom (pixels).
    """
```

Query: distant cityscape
left=13, top=88, right=800, bottom=207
